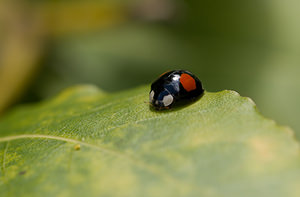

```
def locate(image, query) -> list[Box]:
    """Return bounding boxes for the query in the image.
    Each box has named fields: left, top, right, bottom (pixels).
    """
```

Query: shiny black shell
left=150, top=70, right=204, bottom=109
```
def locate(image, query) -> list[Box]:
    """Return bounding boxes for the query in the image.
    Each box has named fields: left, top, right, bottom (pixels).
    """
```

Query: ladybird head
left=149, top=90, right=174, bottom=109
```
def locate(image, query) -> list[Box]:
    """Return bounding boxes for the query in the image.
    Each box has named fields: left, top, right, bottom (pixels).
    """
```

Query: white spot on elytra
left=149, top=90, right=155, bottom=102
left=162, top=94, right=173, bottom=106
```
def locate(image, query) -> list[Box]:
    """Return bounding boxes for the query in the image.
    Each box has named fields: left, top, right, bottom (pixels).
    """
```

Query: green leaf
left=0, top=85, right=299, bottom=197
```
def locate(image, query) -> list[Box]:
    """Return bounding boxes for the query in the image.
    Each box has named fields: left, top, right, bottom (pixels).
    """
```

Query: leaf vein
left=0, top=134, right=189, bottom=188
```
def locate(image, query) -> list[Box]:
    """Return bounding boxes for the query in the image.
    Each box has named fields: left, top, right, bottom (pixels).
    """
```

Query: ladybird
left=149, top=70, right=204, bottom=110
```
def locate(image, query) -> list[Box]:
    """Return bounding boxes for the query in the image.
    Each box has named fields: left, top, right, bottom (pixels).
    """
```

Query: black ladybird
left=150, top=70, right=204, bottom=109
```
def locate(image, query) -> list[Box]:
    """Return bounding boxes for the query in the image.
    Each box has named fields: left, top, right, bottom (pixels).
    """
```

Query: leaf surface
left=0, top=85, right=300, bottom=197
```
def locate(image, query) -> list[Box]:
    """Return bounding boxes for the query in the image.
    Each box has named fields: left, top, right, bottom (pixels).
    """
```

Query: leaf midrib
left=0, top=134, right=202, bottom=191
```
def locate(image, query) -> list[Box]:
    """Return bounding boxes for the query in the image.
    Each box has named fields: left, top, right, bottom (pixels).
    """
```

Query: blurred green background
left=0, top=0, right=300, bottom=137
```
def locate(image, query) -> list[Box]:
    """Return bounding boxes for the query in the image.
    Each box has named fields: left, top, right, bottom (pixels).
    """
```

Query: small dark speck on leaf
left=19, top=171, right=26, bottom=175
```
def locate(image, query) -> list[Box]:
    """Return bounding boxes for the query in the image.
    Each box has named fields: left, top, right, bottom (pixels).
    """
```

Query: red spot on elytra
left=180, top=74, right=196, bottom=92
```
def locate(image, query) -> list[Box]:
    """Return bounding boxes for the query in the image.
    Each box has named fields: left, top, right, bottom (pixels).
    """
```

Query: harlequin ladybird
left=150, top=70, right=204, bottom=110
